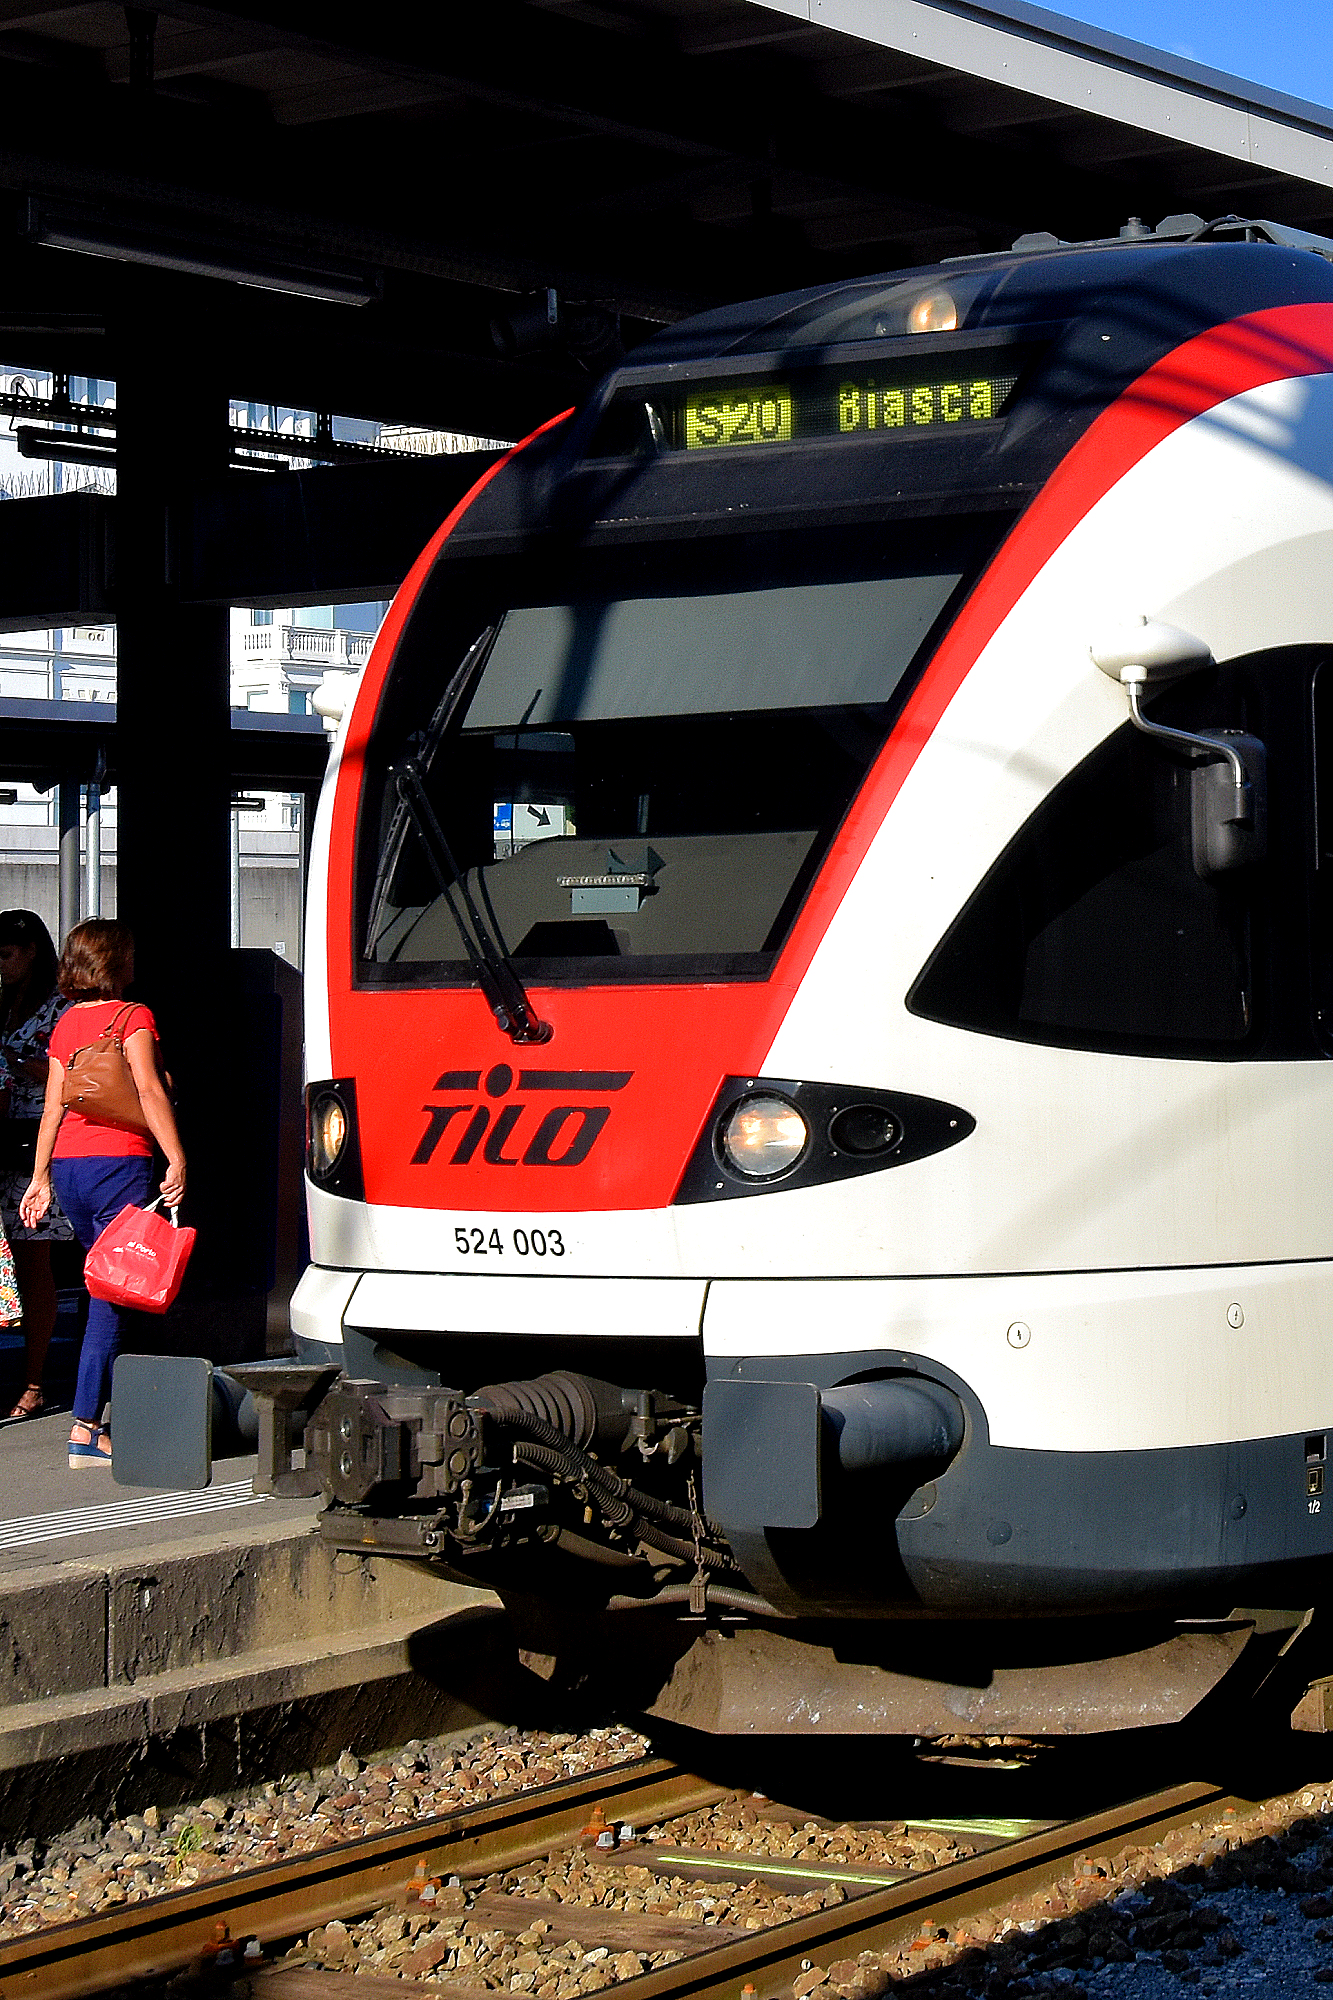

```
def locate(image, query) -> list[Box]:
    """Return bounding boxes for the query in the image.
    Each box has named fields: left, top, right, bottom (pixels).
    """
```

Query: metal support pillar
left=85, top=781, right=101, bottom=918
left=229, top=803, right=242, bottom=948
left=57, top=780, right=79, bottom=939
left=295, top=789, right=310, bottom=972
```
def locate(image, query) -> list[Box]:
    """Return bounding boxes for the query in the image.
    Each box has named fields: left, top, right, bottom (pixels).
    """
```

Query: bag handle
left=67, top=1002, right=137, bottom=1067
left=102, top=1001, right=138, bottom=1045
left=142, top=1194, right=180, bottom=1228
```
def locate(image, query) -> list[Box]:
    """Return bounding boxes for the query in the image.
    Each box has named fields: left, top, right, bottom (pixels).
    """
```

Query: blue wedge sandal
left=69, top=1422, right=111, bottom=1468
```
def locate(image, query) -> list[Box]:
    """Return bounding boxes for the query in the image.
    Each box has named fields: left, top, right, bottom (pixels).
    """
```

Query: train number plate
left=453, top=1224, right=567, bottom=1259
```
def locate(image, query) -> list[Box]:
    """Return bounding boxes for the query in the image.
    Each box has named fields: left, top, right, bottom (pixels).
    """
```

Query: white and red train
left=285, top=218, right=1333, bottom=1729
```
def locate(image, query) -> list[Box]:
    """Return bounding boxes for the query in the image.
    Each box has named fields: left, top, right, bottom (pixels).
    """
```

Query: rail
left=0, top=1762, right=1253, bottom=2000
left=0, top=1758, right=724, bottom=1999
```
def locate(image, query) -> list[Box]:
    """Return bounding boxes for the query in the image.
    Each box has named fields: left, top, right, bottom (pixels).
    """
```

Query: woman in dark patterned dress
left=0, top=911, right=72, bottom=1418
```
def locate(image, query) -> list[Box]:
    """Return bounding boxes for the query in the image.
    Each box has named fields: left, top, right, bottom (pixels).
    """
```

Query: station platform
left=0, top=1406, right=316, bottom=1574
left=0, top=1386, right=509, bottom=1841
left=0, top=1296, right=318, bottom=1571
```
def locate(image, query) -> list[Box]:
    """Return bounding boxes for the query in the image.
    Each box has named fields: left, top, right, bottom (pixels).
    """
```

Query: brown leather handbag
left=60, top=1003, right=150, bottom=1134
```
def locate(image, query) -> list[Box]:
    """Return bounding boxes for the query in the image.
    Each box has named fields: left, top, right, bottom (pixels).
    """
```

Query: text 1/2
left=454, top=1226, right=566, bottom=1258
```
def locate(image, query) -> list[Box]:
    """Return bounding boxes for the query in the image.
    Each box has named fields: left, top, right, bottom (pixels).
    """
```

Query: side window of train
left=909, top=655, right=1316, bottom=1060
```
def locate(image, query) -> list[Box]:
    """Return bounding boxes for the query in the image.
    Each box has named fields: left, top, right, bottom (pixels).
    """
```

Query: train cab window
left=357, top=522, right=1005, bottom=986
left=910, top=682, right=1261, bottom=1056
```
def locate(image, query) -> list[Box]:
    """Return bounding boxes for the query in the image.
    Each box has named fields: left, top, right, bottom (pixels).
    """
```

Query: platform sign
left=495, top=799, right=568, bottom=855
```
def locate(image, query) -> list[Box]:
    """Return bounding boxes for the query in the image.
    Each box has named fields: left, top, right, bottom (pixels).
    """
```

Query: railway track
left=0, top=1753, right=1257, bottom=1999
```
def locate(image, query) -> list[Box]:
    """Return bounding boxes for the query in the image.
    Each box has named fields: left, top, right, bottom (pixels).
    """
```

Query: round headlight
left=310, top=1091, right=348, bottom=1179
left=719, top=1094, right=809, bottom=1180
left=828, top=1103, right=902, bottom=1158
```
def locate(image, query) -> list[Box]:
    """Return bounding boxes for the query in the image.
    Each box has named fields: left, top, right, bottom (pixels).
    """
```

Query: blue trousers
left=51, top=1154, right=155, bottom=1426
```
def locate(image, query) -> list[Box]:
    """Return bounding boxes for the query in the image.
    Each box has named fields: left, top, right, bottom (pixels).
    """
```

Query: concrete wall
left=0, top=1518, right=513, bottom=1837
left=0, top=846, right=302, bottom=966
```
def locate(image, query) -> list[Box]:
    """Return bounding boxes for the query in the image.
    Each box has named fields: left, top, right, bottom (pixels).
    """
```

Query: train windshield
left=359, top=524, right=1001, bottom=984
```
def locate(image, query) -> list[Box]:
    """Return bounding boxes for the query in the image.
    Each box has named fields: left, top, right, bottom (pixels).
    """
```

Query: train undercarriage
left=208, top=1356, right=1333, bottom=1742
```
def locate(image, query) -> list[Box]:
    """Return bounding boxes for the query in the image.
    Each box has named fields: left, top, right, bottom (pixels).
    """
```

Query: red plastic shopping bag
left=84, top=1199, right=196, bottom=1314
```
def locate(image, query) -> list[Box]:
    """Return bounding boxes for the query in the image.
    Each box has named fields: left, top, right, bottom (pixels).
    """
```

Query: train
left=272, top=215, right=1333, bottom=1731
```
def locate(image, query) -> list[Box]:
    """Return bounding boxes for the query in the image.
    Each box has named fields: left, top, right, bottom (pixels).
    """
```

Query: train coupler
left=110, top=1352, right=337, bottom=1494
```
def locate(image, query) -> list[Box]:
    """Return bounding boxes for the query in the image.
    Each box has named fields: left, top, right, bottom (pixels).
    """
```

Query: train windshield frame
left=355, top=519, right=1009, bottom=988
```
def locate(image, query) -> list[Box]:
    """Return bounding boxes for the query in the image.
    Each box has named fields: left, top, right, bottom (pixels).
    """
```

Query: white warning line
left=0, top=1479, right=269, bottom=1550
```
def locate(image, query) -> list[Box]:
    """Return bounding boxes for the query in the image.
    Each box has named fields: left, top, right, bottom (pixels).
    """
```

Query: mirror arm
left=1126, top=679, right=1253, bottom=825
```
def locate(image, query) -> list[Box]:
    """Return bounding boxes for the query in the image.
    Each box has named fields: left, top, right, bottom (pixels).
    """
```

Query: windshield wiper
left=365, top=624, right=500, bottom=955
left=366, top=619, right=552, bottom=1044
left=392, top=752, right=548, bottom=1040
left=392, top=761, right=551, bottom=1043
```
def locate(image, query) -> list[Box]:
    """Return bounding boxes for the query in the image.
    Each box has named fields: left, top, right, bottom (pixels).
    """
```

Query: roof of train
left=632, top=223, right=1333, bottom=365
left=417, top=230, right=1333, bottom=561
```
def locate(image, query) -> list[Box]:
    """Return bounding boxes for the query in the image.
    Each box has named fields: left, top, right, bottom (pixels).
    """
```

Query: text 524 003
left=454, top=1225, right=566, bottom=1258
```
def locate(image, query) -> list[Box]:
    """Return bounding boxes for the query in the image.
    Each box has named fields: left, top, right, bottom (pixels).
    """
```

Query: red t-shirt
left=49, top=1001, right=159, bottom=1159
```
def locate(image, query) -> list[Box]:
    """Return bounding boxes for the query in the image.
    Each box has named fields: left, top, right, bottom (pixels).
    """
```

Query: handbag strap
left=142, top=1195, right=180, bottom=1228
left=65, top=1001, right=138, bottom=1069
left=101, top=1001, right=138, bottom=1047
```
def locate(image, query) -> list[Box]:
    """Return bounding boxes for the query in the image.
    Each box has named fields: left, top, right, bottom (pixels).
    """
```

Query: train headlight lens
left=309, top=1091, right=348, bottom=1178
left=908, top=289, right=958, bottom=334
left=719, top=1095, right=808, bottom=1179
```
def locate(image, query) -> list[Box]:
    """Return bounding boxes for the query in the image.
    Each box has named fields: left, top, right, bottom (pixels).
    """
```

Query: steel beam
left=0, top=490, right=111, bottom=632
left=177, top=451, right=502, bottom=606
left=0, top=451, right=502, bottom=628
left=0, top=698, right=326, bottom=789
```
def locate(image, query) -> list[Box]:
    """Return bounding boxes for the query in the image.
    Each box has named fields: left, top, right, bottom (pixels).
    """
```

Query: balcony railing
left=243, top=627, right=375, bottom=664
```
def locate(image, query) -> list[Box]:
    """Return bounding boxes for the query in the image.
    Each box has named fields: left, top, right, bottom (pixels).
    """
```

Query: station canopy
left=4, top=0, right=1333, bottom=444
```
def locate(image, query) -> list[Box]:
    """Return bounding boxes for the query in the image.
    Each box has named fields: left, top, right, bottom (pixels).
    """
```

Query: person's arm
left=124, top=1028, right=186, bottom=1206
left=18, top=1055, right=67, bottom=1227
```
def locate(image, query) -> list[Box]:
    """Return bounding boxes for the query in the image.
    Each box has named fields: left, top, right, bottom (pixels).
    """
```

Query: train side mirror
left=1090, top=615, right=1213, bottom=688
left=1090, top=616, right=1266, bottom=877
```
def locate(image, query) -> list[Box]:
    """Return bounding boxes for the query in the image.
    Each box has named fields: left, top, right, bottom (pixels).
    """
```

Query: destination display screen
left=679, top=361, right=1020, bottom=451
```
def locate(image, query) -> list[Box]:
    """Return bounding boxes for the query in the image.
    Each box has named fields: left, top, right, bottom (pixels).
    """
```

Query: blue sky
left=1049, top=0, right=1333, bottom=112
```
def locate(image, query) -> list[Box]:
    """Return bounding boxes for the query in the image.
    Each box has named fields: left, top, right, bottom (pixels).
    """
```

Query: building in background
left=0, top=371, right=467, bottom=958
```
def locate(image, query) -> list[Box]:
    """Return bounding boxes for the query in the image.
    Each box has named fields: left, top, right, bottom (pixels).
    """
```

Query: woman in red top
left=20, top=921, right=185, bottom=1467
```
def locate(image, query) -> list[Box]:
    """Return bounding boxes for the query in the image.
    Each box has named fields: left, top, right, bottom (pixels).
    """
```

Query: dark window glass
left=909, top=665, right=1295, bottom=1057
left=356, top=521, right=1006, bottom=988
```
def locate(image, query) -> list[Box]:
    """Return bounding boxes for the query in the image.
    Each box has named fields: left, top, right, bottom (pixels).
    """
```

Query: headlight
left=907, top=288, right=958, bottom=334
left=309, top=1090, right=348, bottom=1179
left=719, top=1094, right=809, bottom=1179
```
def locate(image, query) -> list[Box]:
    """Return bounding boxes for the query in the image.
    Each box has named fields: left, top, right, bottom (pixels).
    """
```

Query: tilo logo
left=411, top=1065, right=631, bottom=1168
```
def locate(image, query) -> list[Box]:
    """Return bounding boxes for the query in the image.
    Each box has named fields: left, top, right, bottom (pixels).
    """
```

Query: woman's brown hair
left=57, top=920, right=134, bottom=1001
